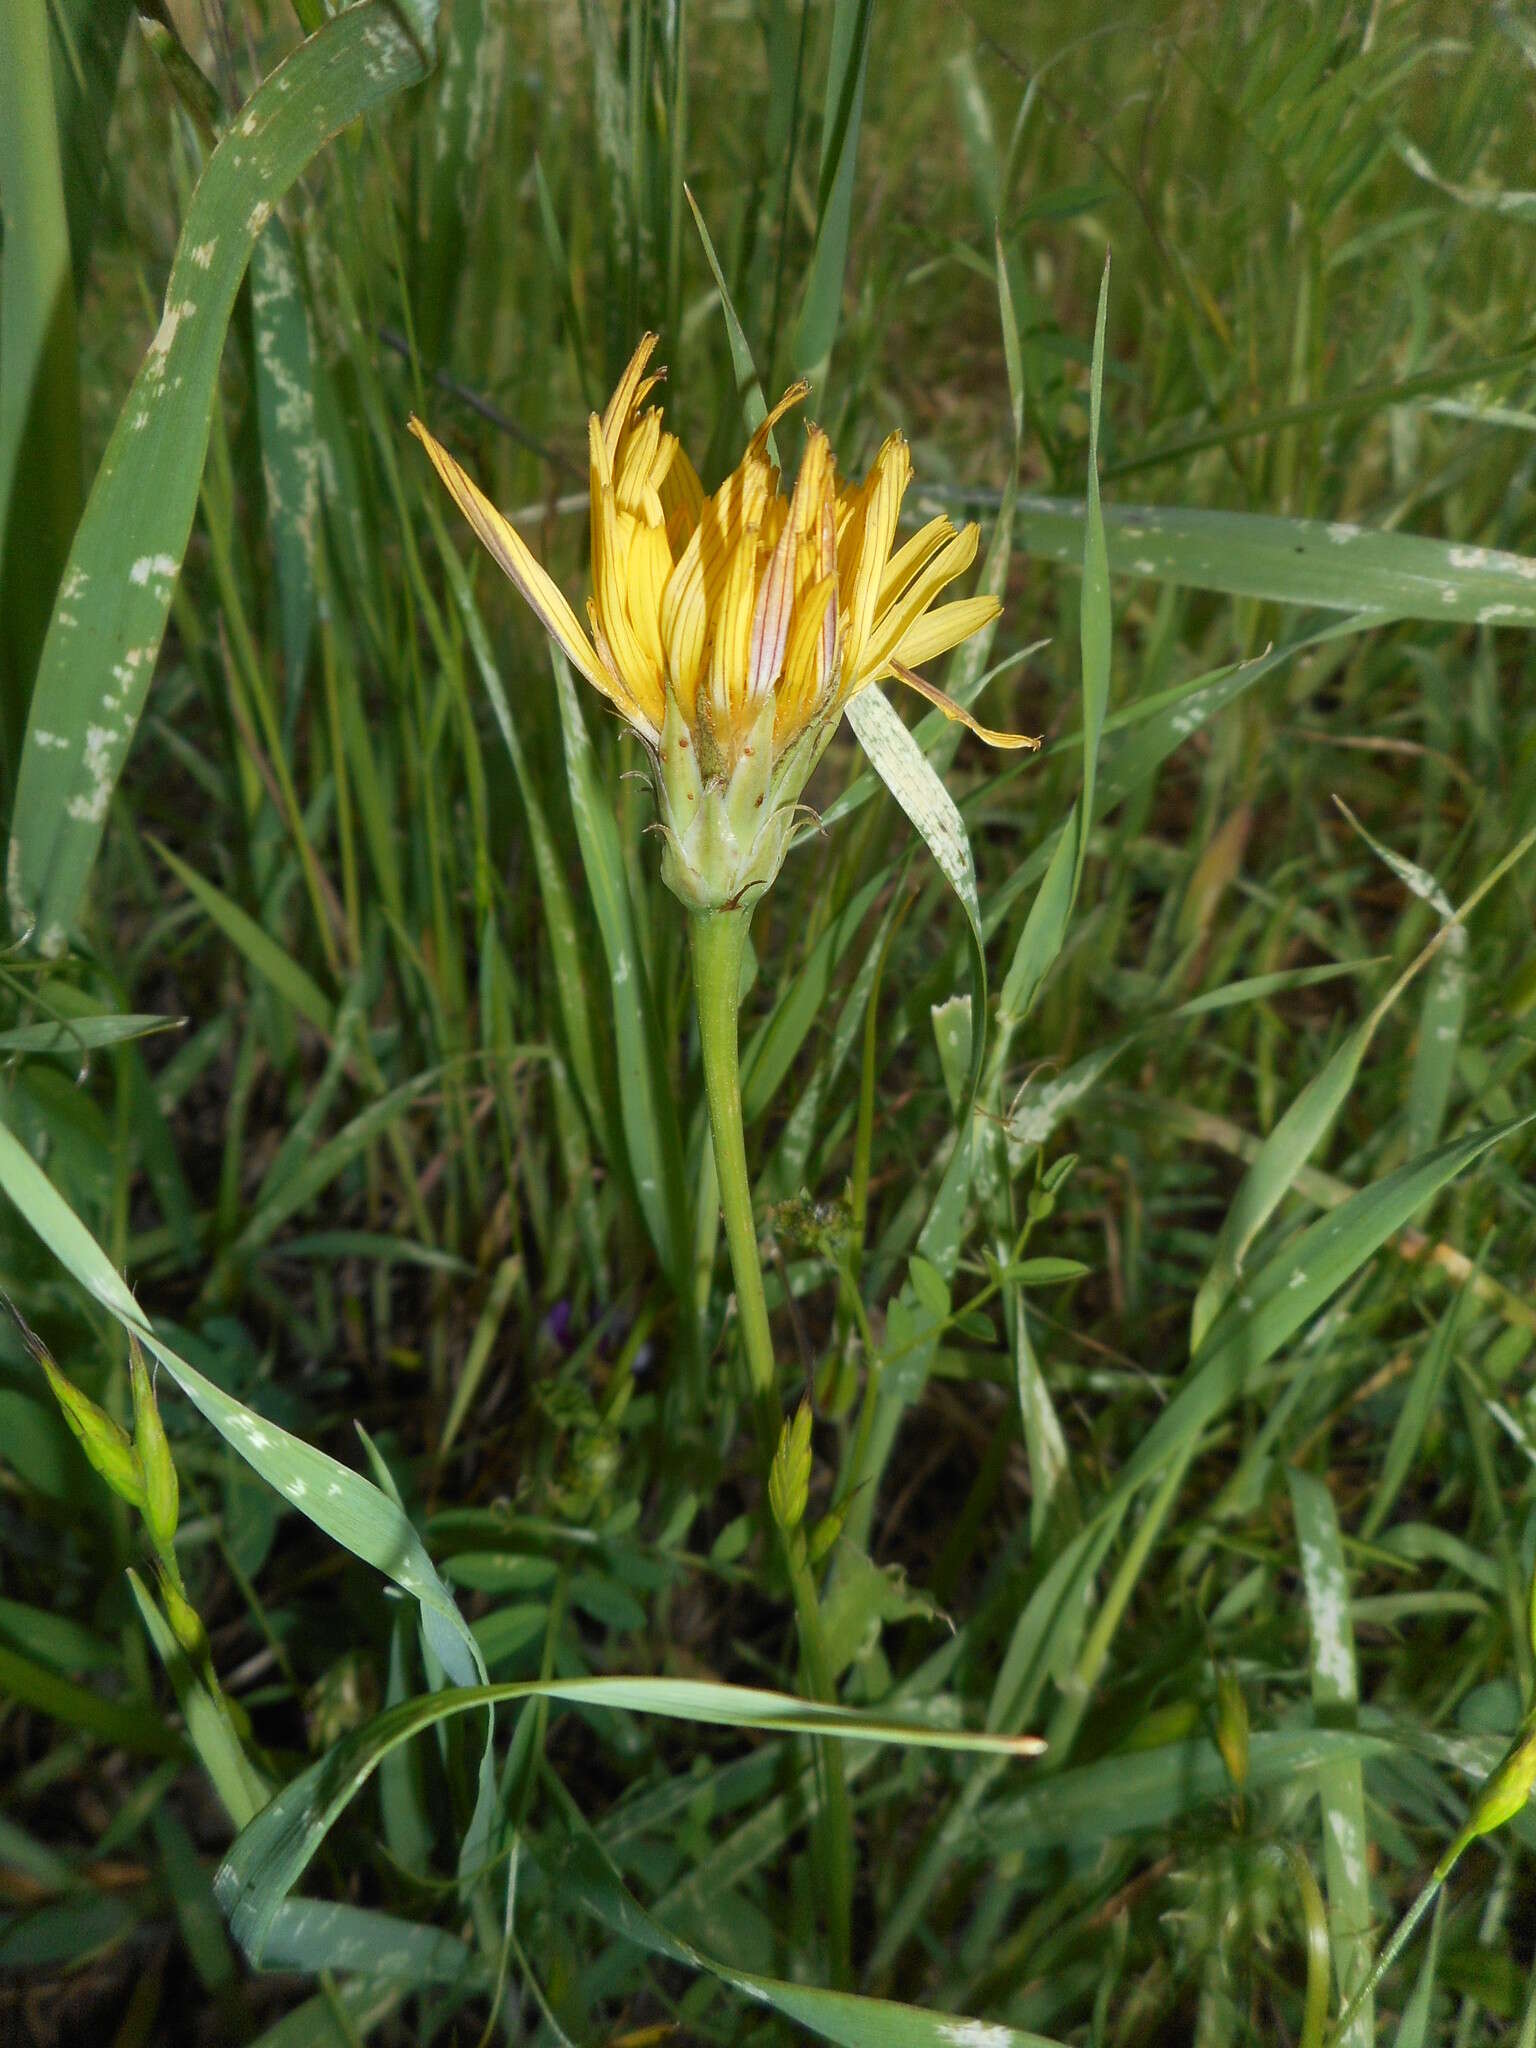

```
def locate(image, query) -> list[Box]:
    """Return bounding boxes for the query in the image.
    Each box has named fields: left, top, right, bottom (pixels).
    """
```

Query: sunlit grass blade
left=845, top=686, right=987, bottom=1102
left=7, top=0, right=441, bottom=952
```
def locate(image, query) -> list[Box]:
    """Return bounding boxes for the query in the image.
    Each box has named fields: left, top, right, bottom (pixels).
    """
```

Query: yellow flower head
left=411, top=335, right=1028, bottom=909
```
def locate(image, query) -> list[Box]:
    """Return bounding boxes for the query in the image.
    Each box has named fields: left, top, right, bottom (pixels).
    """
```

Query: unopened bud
left=28, top=1327, right=146, bottom=1513
left=129, top=1337, right=179, bottom=1553
left=1214, top=1667, right=1249, bottom=1793
left=807, top=1498, right=849, bottom=1566
left=159, top=1572, right=210, bottom=1665
left=768, top=1401, right=814, bottom=1533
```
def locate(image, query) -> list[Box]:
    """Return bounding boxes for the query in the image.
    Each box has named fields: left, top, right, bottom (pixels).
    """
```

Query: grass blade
left=216, top=1672, right=1040, bottom=1962
left=1011, top=497, right=1536, bottom=626
left=787, top=0, right=873, bottom=387
left=1290, top=1470, right=1374, bottom=2046
left=0, top=0, right=82, bottom=771
left=8, top=0, right=440, bottom=952
left=551, top=650, right=690, bottom=1297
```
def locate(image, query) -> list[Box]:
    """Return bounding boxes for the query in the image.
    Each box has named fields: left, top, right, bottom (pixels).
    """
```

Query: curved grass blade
left=845, top=685, right=987, bottom=1103
left=8, top=0, right=440, bottom=953
left=0, top=1113, right=496, bottom=1800
left=216, top=1672, right=1041, bottom=1961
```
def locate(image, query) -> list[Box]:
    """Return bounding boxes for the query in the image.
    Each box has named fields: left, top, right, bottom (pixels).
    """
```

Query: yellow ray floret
left=410, top=334, right=1031, bottom=767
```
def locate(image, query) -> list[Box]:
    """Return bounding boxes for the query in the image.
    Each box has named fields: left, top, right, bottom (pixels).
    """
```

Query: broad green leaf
left=251, top=221, right=318, bottom=706
left=1011, top=496, right=1536, bottom=627
left=258, top=1898, right=484, bottom=1987
left=8, top=0, right=440, bottom=952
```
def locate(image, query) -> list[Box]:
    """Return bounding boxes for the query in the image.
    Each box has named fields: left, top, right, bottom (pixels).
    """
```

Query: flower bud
left=768, top=1401, right=814, bottom=1533
left=28, top=1328, right=146, bottom=1514
left=129, top=1336, right=179, bottom=1554
left=655, top=690, right=807, bottom=913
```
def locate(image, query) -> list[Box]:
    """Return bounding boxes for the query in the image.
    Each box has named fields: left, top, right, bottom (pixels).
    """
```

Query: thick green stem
left=689, top=905, right=853, bottom=1986
left=690, top=908, right=782, bottom=1455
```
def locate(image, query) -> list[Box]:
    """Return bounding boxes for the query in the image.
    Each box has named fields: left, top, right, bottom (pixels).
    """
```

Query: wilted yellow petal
left=747, top=499, right=799, bottom=700
left=888, top=658, right=1037, bottom=749
left=407, top=416, right=610, bottom=700
left=747, top=379, right=812, bottom=461
left=600, top=333, right=661, bottom=464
